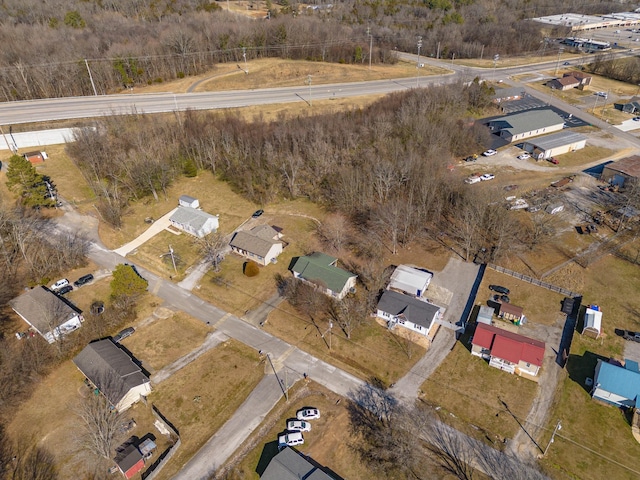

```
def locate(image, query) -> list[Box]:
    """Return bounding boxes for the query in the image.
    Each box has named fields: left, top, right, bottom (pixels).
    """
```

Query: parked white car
left=482, top=149, right=497, bottom=157
left=278, top=431, right=304, bottom=447
left=296, top=408, right=320, bottom=420
left=51, top=279, right=70, bottom=291
left=517, top=153, right=530, bottom=160
left=286, top=420, right=312, bottom=432
left=480, top=174, right=495, bottom=181
left=595, top=91, right=608, bottom=98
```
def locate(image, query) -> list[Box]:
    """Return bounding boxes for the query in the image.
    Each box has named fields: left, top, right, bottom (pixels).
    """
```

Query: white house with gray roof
left=229, top=225, right=283, bottom=266
left=487, top=109, right=565, bottom=143
left=169, top=206, right=219, bottom=238
left=376, top=290, right=441, bottom=338
left=387, top=265, right=432, bottom=298
left=10, top=286, right=83, bottom=343
left=73, top=339, right=151, bottom=412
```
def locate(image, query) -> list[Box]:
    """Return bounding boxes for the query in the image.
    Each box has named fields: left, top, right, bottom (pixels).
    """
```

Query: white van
left=51, top=279, right=70, bottom=291
left=278, top=431, right=304, bottom=447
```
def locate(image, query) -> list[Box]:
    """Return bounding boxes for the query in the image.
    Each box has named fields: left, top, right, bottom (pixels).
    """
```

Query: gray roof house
left=621, top=97, right=640, bottom=114
left=290, top=252, right=357, bottom=300
left=229, top=225, right=284, bottom=266
left=10, top=286, right=83, bottom=344
left=261, top=447, right=341, bottom=480
left=377, top=290, right=441, bottom=338
left=487, top=110, right=565, bottom=143
left=169, top=206, right=219, bottom=238
left=73, top=339, right=151, bottom=412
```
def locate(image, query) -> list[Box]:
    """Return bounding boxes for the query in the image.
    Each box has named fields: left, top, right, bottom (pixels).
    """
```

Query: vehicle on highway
left=595, top=91, right=608, bottom=98
left=57, top=285, right=73, bottom=295
left=464, top=175, right=482, bottom=184
left=480, top=174, right=495, bottom=181
left=623, top=330, right=640, bottom=343
left=252, top=209, right=264, bottom=218
left=548, top=157, right=559, bottom=164
left=296, top=408, right=320, bottom=420
left=113, top=327, right=135, bottom=343
left=278, top=431, right=304, bottom=447
left=286, top=420, right=312, bottom=432
left=489, top=285, right=510, bottom=295
left=482, top=149, right=497, bottom=157
left=563, top=61, right=570, bottom=66
left=51, top=279, right=70, bottom=291
left=74, top=273, right=94, bottom=287
left=517, top=153, right=530, bottom=160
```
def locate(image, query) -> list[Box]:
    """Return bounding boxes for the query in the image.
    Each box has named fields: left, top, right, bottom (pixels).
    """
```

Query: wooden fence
left=488, top=264, right=581, bottom=298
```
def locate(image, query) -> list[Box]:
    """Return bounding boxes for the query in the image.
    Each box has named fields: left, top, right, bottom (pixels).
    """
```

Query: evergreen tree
left=6, top=154, right=53, bottom=207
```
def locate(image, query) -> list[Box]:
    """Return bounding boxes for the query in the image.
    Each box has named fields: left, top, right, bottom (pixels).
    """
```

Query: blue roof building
left=592, top=359, right=640, bottom=408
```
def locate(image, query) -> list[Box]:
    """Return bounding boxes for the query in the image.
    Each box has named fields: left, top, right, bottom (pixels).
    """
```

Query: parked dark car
left=74, top=273, right=94, bottom=287
left=492, top=294, right=510, bottom=303
left=489, top=285, right=510, bottom=295
left=57, top=285, right=73, bottom=295
left=252, top=209, right=264, bottom=218
left=623, top=330, right=640, bottom=343
left=113, top=327, right=135, bottom=343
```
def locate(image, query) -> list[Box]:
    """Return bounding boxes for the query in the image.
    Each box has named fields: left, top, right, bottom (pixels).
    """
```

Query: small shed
left=561, top=297, right=575, bottom=315
left=179, top=195, right=200, bottom=209
left=23, top=151, right=46, bottom=164
left=546, top=203, right=564, bottom=215
left=583, top=306, right=602, bottom=339
left=499, top=303, right=525, bottom=326
left=114, top=444, right=144, bottom=479
left=138, top=438, right=157, bottom=459
left=477, top=305, right=494, bottom=325
left=387, top=265, right=432, bottom=297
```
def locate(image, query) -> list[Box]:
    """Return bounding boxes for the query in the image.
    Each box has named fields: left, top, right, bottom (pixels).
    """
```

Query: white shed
left=387, top=265, right=432, bottom=298
left=179, top=195, right=200, bottom=209
left=583, top=306, right=602, bottom=339
left=477, top=305, right=494, bottom=325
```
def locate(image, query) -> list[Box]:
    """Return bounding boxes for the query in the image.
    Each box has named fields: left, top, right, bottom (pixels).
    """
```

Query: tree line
left=0, top=0, right=631, bottom=100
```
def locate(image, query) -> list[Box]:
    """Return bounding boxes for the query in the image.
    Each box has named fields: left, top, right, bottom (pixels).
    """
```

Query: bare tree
left=74, top=389, right=126, bottom=459
left=426, top=417, right=477, bottom=480
left=316, top=214, right=349, bottom=253
left=194, top=231, right=227, bottom=272
left=329, top=295, right=367, bottom=339
left=8, top=439, right=57, bottom=480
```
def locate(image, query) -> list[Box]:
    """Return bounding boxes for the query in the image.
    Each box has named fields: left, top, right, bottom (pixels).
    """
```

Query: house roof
left=115, top=444, right=143, bottom=473
left=9, top=286, right=81, bottom=335
left=499, top=303, right=524, bottom=318
left=169, top=206, right=218, bottom=231
left=388, top=265, right=432, bottom=294
left=73, top=339, right=150, bottom=408
left=555, top=76, right=580, bottom=87
left=290, top=252, right=356, bottom=294
left=179, top=194, right=198, bottom=203
left=261, top=447, right=338, bottom=480
left=230, top=225, right=281, bottom=257
left=623, top=96, right=640, bottom=106
left=595, top=359, right=640, bottom=404
left=490, top=109, right=565, bottom=137
left=377, top=290, right=440, bottom=330
left=23, top=151, right=43, bottom=158
left=477, top=305, right=494, bottom=324
left=584, top=307, right=602, bottom=332
left=524, top=131, right=587, bottom=151
left=492, top=87, right=524, bottom=100
left=604, top=155, right=640, bottom=178
left=472, top=323, right=545, bottom=366
left=568, top=71, right=591, bottom=80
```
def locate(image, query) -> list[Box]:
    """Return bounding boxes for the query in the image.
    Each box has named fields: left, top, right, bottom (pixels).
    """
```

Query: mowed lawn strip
left=129, top=230, right=202, bottom=281
left=420, top=340, right=538, bottom=442
left=121, top=311, right=211, bottom=373
left=150, top=339, right=262, bottom=480
left=265, top=301, right=425, bottom=385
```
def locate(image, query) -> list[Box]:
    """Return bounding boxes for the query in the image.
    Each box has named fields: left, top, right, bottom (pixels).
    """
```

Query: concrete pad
left=113, top=207, right=177, bottom=256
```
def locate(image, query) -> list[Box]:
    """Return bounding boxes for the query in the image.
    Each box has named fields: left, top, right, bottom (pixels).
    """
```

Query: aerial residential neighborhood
left=1, top=2, right=640, bottom=480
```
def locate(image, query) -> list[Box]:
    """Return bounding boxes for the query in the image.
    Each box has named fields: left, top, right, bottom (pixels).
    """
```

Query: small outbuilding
left=387, top=265, right=432, bottom=298
left=23, top=151, right=47, bottom=164
left=114, top=443, right=144, bottom=479
left=498, top=303, right=526, bottom=326
left=522, top=131, right=587, bottom=160
left=178, top=195, right=200, bottom=209
left=582, top=306, right=603, bottom=339
left=169, top=206, right=219, bottom=238
left=476, top=305, right=495, bottom=325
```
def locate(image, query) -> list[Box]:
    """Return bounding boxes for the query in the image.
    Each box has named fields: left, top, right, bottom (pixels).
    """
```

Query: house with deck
left=289, top=252, right=357, bottom=300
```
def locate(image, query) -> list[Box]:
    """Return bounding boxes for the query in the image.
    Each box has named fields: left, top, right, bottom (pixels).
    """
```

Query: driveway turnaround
left=113, top=207, right=177, bottom=257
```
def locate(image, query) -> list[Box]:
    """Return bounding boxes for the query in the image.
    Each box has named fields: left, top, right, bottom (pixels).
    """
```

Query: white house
left=73, top=339, right=152, bottom=412
left=290, top=252, right=357, bottom=300
left=9, top=286, right=83, bottom=343
left=376, top=290, right=440, bottom=338
left=387, top=265, right=432, bottom=298
left=582, top=306, right=602, bottom=339
left=169, top=206, right=219, bottom=238
left=229, top=225, right=284, bottom=266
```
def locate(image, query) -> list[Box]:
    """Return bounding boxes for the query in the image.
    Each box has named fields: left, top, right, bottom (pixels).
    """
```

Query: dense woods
left=0, top=0, right=633, bottom=100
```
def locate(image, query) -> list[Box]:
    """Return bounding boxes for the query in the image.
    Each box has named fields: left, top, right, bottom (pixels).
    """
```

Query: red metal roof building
left=471, top=323, right=545, bottom=378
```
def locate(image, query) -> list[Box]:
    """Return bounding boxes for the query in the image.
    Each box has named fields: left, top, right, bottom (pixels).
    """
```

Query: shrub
left=244, top=261, right=260, bottom=277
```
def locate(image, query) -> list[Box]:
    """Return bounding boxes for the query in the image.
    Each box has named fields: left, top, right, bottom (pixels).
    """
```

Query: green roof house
left=290, top=252, right=357, bottom=300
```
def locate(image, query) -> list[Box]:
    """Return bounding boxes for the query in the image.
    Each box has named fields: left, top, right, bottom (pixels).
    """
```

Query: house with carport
left=10, top=286, right=83, bottom=344
left=169, top=206, right=219, bottom=238
left=290, top=252, right=357, bottom=300
left=376, top=290, right=441, bottom=338
left=471, top=323, right=545, bottom=378
left=229, top=225, right=284, bottom=266
left=73, top=339, right=151, bottom=412
left=387, top=264, right=432, bottom=298
left=592, top=359, right=640, bottom=408
left=486, top=109, right=565, bottom=143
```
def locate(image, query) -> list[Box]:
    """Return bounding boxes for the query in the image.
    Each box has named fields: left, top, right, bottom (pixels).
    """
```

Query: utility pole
left=451, top=52, right=455, bottom=65
left=322, top=321, right=333, bottom=350
left=543, top=420, right=562, bottom=456
left=416, top=36, right=423, bottom=88
left=480, top=44, right=484, bottom=60
left=367, top=26, right=373, bottom=70
left=84, top=59, right=98, bottom=96
left=436, top=41, right=441, bottom=60
left=306, top=75, right=312, bottom=107
left=554, top=47, right=565, bottom=76
left=242, top=47, right=248, bottom=74
left=168, top=245, right=177, bottom=274
left=493, top=54, right=500, bottom=80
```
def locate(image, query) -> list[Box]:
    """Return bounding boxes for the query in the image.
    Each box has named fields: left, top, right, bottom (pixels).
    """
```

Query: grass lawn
left=150, top=339, right=262, bottom=480
left=129, top=230, right=202, bottom=281
left=265, top=301, right=425, bottom=385
left=420, top=338, right=539, bottom=443
left=122, top=311, right=211, bottom=373
left=225, top=383, right=385, bottom=480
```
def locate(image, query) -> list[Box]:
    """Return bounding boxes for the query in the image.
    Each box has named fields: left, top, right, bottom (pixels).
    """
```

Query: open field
left=150, top=339, right=262, bottom=480
left=420, top=338, right=539, bottom=443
